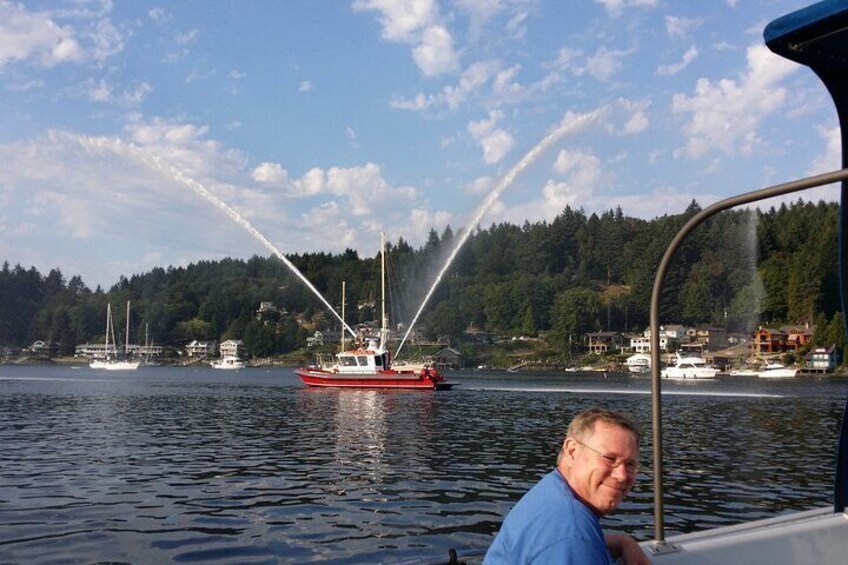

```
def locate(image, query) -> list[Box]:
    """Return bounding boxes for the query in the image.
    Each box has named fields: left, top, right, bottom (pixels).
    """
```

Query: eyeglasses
left=573, top=438, right=640, bottom=474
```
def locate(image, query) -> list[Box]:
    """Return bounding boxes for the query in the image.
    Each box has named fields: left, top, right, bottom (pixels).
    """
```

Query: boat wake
left=464, top=386, right=784, bottom=398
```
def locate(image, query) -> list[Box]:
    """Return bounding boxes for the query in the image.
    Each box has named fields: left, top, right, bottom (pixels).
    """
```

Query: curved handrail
left=649, top=167, right=848, bottom=546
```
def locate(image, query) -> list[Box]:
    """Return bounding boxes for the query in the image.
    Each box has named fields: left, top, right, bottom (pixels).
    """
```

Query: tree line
left=1, top=199, right=844, bottom=359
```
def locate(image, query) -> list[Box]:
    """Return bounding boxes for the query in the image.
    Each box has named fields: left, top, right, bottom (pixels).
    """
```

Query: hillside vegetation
left=1, top=200, right=845, bottom=360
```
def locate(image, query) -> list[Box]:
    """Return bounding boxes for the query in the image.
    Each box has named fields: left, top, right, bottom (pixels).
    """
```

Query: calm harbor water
left=0, top=365, right=845, bottom=564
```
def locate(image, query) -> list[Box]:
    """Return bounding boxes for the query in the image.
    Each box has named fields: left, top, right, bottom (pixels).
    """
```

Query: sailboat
left=89, top=301, right=139, bottom=371
left=295, top=235, right=450, bottom=390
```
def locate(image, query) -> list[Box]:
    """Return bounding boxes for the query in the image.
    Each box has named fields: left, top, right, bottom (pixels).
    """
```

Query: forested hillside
left=1, top=199, right=844, bottom=358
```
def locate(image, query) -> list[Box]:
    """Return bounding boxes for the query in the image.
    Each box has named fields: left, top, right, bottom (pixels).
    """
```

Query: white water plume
left=71, top=133, right=357, bottom=339
left=396, top=107, right=609, bottom=358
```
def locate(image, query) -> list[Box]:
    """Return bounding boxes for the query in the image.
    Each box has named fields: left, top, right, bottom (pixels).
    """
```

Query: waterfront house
left=433, top=347, right=463, bottom=370
left=692, top=326, right=728, bottom=351
left=26, top=340, right=58, bottom=357
left=463, top=323, right=495, bottom=345
left=754, top=327, right=788, bottom=354
left=630, top=326, right=677, bottom=353
left=306, top=330, right=343, bottom=347
left=585, top=331, right=623, bottom=354
left=186, top=340, right=217, bottom=358
left=219, top=340, right=243, bottom=358
left=782, top=324, right=816, bottom=351
left=805, top=345, right=838, bottom=372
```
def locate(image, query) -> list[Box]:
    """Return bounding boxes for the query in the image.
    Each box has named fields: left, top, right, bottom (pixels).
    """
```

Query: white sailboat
left=90, top=301, right=139, bottom=371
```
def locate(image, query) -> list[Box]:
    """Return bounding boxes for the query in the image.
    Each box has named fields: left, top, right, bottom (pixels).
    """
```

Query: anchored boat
left=757, top=362, right=798, bottom=379
left=660, top=352, right=717, bottom=380
left=211, top=356, right=245, bottom=370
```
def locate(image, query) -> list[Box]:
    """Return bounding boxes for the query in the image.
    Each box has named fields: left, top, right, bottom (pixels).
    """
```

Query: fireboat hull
left=295, top=368, right=452, bottom=390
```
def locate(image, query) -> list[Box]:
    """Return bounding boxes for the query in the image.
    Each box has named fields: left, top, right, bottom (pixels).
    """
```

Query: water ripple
left=0, top=366, right=844, bottom=563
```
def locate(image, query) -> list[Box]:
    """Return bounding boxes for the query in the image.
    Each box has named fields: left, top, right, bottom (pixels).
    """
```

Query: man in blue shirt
left=484, top=408, right=650, bottom=564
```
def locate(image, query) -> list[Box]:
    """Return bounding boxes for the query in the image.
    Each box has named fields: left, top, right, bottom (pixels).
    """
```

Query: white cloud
left=87, top=17, right=124, bottom=63
left=148, top=7, right=171, bottom=25
left=0, top=2, right=84, bottom=67
left=299, top=80, right=313, bottom=92
left=391, top=60, right=501, bottom=112
left=657, top=45, right=698, bottom=76
left=624, top=110, right=648, bottom=134
left=456, top=0, right=505, bottom=28
left=586, top=46, right=628, bottom=82
left=353, top=0, right=458, bottom=76
left=345, top=127, right=360, bottom=148
left=85, top=79, right=151, bottom=107
left=672, top=44, right=798, bottom=159
left=553, top=149, right=602, bottom=181
left=252, top=162, right=290, bottom=185
left=352, top=0, right=439, bottom=43
left=186, top=68, right=216, bottom=84
left=595, top=0, right=658, bottom=18
left=664, top=16, right=701, bottom=39
left=468, top=110, right=515, bottom=164
left=412, top=25, right=459, bottom=76
left=176, top=29, right=199, bottom=46
left=809, top=125, right=841, bottom=176
left=466, top=175, right=494, bottom=194
left=296, top=167, right=326, bottom=196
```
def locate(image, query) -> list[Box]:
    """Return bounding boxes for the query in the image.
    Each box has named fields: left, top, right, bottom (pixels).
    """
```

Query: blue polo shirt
left=483, top=469, right=613, bottom=565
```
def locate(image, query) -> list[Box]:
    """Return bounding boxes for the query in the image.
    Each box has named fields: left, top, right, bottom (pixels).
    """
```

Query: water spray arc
left=395, top=108, right=608, bottom=358
left=75, top=134, right=357, bottom=339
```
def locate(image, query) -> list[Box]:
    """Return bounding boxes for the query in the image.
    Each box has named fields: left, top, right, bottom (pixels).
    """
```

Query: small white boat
left=728, top=368, right=759, bottom=377
left=661, top=353, right=718, bottom=380
left=211, top=356, right=245, bottom=370
left=625, top=353, right=651, bottom=374
left=757, top=362, right=797, bottom=379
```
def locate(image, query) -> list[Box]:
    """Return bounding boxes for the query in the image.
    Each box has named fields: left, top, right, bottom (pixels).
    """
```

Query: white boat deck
left=643, top=507, right=848, bottom=564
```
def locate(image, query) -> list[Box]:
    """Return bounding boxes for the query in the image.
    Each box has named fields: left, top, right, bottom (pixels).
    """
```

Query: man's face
left=560, top=421, right=639, bottom=516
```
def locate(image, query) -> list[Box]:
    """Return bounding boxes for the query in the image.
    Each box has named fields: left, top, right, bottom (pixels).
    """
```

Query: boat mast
left=125, top=301, right=132, bottom=357
left=105, top=303, right=112, bottom=359
left=341, top=281, right=346, bottom=352
left=380, top=232, right=388, bottom=349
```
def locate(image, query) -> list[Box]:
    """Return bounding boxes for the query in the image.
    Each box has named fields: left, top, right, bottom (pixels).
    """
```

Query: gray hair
left=557, top=408, right=641, bottom=464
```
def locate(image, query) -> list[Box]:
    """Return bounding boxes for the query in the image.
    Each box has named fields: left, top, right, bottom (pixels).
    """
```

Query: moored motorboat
left=660, top=352, right=718, bottom=380
left=211, top=356, right=245, bottom=370
left=757, top=362, right=798, bottom=379
left=625, top=353, right=651, bottom=374
left=728, top=367, right=759, bottom=377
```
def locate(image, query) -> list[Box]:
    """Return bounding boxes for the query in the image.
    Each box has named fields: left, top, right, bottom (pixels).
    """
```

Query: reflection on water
left=0, top=366, right=845, bottom=563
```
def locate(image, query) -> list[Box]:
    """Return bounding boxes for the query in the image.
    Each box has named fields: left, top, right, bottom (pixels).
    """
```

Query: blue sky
left=0, top=0, right=840, bottom=289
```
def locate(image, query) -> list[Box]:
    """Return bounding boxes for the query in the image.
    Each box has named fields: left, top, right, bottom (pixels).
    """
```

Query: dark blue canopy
left=765, top=0, right=848, bottom=69
left=766, top=0, right=848, bottom=514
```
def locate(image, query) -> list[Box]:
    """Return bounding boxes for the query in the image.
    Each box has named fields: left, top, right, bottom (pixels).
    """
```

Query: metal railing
left=648, top=167, right=848, bottom=549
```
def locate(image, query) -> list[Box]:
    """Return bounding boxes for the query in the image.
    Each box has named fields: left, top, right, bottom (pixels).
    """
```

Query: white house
left=186, top=340, right=217, bottom=358
left=219, top=339, right=243, bottom=358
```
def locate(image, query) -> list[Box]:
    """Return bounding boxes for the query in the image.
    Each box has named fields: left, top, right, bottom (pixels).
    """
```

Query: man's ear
left=561, top=437, right=577, bottom=464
